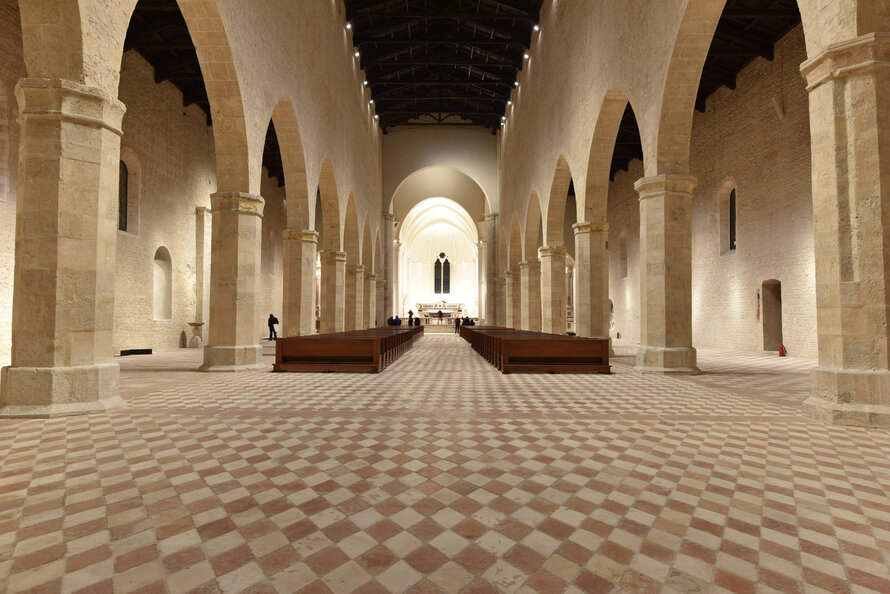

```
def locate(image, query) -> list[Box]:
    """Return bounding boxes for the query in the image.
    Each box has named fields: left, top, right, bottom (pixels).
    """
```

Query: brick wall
left=608, top=26, right=816, bottom=358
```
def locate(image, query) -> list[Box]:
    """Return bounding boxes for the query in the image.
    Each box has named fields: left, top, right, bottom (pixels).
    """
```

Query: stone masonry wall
left=608, top=25, right=816, bottom=358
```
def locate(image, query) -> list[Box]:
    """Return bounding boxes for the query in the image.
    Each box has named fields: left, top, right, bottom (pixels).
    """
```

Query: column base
left=804, top=367, right=890, bottom=428
left=0, top=363, right=124, bottom=418
left=200, top=345, right=265, bottom=372
left=635, top=346, right=700, bottom=375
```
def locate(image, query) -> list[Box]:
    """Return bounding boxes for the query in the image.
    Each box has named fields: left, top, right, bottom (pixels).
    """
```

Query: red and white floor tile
left=1, top=335, right=889, bottom=593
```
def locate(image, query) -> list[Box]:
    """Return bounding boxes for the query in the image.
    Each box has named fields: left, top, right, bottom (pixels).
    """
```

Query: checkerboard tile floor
left=1, top=335, right=889, bottom=593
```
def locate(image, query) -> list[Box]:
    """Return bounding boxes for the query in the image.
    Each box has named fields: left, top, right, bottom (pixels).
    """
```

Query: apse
left=398, top=198, right=479, bottom=317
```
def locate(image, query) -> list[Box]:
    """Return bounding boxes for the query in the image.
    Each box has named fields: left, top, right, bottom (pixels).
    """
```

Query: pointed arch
left=508, top=211, right=522, bottom=270
left=344, top=193, right=360, bottom=265
left=375, top=229, right=383, bottom=276
left=524, top=193, right=543, bottom=261
left=583, top=90, right=630, bottom=223
left=544, top=156, right=573, bottom=246
left=270, top=98, right=309, bottom=229
left=316, top=157, right=340, bottom=251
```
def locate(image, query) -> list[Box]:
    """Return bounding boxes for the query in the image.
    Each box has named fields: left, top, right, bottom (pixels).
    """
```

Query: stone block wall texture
left=608, top=26, right=816, bottom=358
left=0, top=0, right=25, bottom=370
left=113, top=50, right=217, bottom=355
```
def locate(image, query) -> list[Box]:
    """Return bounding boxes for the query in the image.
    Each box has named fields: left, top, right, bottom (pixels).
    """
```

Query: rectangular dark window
left=729, top=188, right=736, bottom=251
left=443, top=259, right=450, bottom=294
left=118, top=161, right=128, bottom=232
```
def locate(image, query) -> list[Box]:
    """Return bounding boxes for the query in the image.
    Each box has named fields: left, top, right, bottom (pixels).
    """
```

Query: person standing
left=268, top=313, right=279, bottom=340
left=454, top=315, right=462, bottom=334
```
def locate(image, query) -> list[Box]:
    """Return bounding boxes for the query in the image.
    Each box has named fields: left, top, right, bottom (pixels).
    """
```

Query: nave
left=1, top=337, right=889, bottom=593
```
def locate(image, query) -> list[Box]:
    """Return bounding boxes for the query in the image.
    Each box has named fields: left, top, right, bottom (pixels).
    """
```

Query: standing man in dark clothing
left=268, top=313, right=279, bottom=340
left=454, top=316, right=461, bottom=334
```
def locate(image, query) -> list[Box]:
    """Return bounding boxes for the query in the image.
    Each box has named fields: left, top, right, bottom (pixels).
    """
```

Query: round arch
left=582, top=90, right=632, bottom=224
left=390, top=165, right=489, bottom=223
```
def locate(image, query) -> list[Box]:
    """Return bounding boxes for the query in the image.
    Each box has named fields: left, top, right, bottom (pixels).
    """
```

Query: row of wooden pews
left=273, top=326, right=423, bottom=373
left=460, top=326, right=611, bottom=374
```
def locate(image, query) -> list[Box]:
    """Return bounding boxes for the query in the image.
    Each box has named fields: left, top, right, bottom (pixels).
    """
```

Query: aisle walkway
left=1, top=335, right=889, bottom=593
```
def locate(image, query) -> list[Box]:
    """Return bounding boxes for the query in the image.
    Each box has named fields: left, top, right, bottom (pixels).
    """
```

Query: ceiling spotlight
left=345, top=22, right=352, bottom=30
left=514, top=81, right=519, bottom=87
left=523, top=53, right=529, bottom=59
left=369, top=99, right=374, bottom=104
left=363, top=80, right=368, bottom=86
left=374, top=114, right=379, bottom=119
left=533, top=24, right=540, bottom=31
left=354, top=51, right=360, bottom=57
left=507, top=100, right=512, bottom=105
left=501, top=116, right=506, bottom=121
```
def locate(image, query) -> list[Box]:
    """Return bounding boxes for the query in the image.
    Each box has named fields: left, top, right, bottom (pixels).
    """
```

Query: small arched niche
left=762, top=279, right=783, bottom=351
left=153, top=247, right=173, bottom=320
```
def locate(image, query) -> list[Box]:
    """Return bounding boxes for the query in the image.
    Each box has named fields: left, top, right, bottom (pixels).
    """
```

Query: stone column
left=201, top=192, right=265, bottom=371
left=634, top=175, right=699, bottom=374
left=477, top=240, right=486, bottom=320
left=801, top=34, right=890, bottom=427
left=485, top=213, right=498, bottom=324
left=376, top=278, right=385, bottom=326
left=282, top=229, right=317, bottom=336
left=195, top=207, right=212, bottom=337
left=393, top=240, right=402, bottom=315
left=0, top=78, right=126, bottom=416
left=345, top=264, right=364, bottom=331
left=319, top=250, right=346, bottom=333
left=495, top=276, right=506, bottom=326
left=573, top=222, right=610, bottom=338
left=505, top=270, right=519, bottom=328
left=383, top=213, right=394, bottom=316
left=539, top=245, right=567, bottom=335
left=364, top=272, right=377, bottom=328
left=519, top=260, right=542, bottom=331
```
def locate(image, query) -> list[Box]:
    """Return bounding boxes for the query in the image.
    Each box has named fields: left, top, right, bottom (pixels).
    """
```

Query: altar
left=416, top=301, right=463, bottom=324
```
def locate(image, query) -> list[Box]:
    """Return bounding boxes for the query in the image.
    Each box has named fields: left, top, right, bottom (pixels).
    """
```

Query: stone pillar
left=200, top=192, right=265, bottom=371
left=505, top=271, right=519, bottom=328
left=195, top=207, right=212, bottom=337
left=345, top=264, right=364, bottom=331
left=539, top=245, right=567, bottom=335
left=282, top=229, right=317, bottom=337
left=485, top=213, right=498, bottom=324
left=573, top=222, right=610, bottom=338
left=364, top=273, right=377, bottom=328
left=319, top=250, right=346, bottom=333
left=383, top=213, right=394, bottom=316
left=477, top=240, right=486, bottom=320
left=495, top=276, right=506, bottom=326
left=519, top=260, right=542, bottom=331
left=393, top=240, right=402, bottom=315
left=376, top=278, right=385, bottom=327
left=801, top=34, right=890, bottom=427
left=0, top=78, right=126, bottom=416
left=634, top=175, right=699, bottom=374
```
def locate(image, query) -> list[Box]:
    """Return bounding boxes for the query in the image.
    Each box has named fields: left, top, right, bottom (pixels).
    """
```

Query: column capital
left=15, top=77, right=126, bottom=136
left=383, top=212, right=395, bottom=222
left=320, top=250, right=347, bottom=262
left=538, top=245, right=567, bottom=258
left=634, top=174, right=697, bottom=199
left=284, top=228, right=318, bottom=243
left=485, top=212, right=499, bottom=222
left=801, top=33, right=890, bottom=91
left=518, top=260, right=540, bottom=270
left=347, top=264, right=365, bottom=274
left=210, top=192, right=265, bottom=217
left=365, top=272, right=378, bottom=281
left=573, top=221, right=608, bottom=235
left=196, top=206, right=210, bottom=215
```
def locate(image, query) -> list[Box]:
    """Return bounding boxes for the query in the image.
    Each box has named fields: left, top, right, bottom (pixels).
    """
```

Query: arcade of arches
left=1, top=0, right=890, bottom=592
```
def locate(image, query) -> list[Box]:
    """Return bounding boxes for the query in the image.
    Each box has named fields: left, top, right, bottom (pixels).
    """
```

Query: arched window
left=729, top=188, right=737, bottom=251
left=433, top=252, right=451, bottom=294
left=118, top=161, right=128, bottom=231
left=153, top=247, right=173, bottom=320
left=720, top=182, right=738, bottom=254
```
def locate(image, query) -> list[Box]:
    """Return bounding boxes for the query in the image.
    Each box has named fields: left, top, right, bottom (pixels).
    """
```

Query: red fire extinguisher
left=616, top=331, right=620, bottom=339
left=778, top=344, right=786, bottom=357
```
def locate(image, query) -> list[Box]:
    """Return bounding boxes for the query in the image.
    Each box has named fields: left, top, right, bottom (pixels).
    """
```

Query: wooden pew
left=274, top=325, right=423, bottom=372
left=460, top=326, right=610, bottom=374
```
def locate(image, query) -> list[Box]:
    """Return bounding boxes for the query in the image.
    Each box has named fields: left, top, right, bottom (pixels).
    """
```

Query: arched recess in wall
left=153, top=247, right=173, bottom=320
left=118, top=146, right=141, bottom=235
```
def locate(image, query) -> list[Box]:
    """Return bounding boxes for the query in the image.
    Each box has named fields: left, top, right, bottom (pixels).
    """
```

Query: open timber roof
left=344, top=0, right=543, bottom=133
left=123, top=0, right=802, bottom=188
